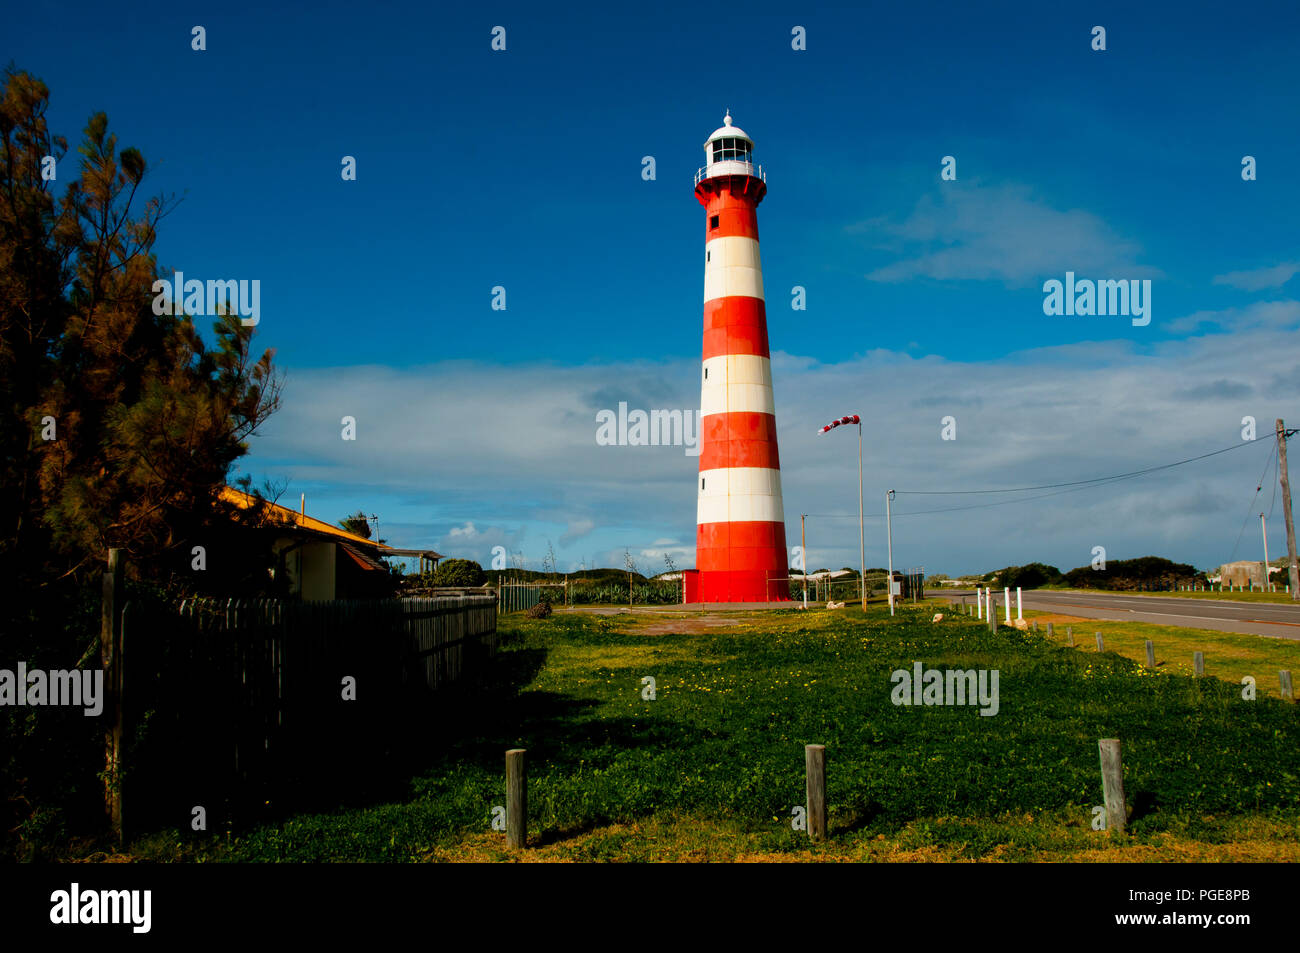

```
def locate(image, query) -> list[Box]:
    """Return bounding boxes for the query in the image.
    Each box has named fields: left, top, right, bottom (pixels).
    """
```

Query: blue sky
left=11, top=0, right=1300, bottom=575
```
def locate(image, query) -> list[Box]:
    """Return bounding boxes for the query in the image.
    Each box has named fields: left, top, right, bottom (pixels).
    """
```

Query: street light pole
left=858, top=421, right=866, bottom=611
left=1262, top=512, right=1270, bottom=591
left=886, top=489, right=895, bottom=616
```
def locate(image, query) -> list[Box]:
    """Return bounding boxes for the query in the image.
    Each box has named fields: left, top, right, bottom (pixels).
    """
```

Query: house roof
left=220, top=486, right=388, bottom=550
left=219, top=487, right=445, bottom=562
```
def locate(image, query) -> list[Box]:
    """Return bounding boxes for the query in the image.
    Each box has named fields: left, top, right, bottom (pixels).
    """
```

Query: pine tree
left=0, top=67, right=283, bottom=588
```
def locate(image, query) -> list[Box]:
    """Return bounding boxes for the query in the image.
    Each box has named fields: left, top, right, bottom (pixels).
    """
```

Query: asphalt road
left=943, top=589, right=1300, bottom=640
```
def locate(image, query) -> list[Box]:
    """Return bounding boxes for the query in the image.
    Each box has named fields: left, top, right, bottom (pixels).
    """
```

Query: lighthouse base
left=684, top=569, right=790, bottom=603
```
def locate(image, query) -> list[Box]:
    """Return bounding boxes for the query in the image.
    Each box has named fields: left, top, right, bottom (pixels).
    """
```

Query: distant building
left=1218, top=560, right=1269, bottom=589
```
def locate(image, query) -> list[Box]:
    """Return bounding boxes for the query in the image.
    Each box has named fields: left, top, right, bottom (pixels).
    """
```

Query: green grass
left=122, top=606, right=1300, bottom=862
left=1040, top=586, right=1295, bottom=604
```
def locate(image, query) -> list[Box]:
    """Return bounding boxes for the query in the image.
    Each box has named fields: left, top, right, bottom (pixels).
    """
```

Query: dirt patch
left=637, top=616, right=750, bottom=636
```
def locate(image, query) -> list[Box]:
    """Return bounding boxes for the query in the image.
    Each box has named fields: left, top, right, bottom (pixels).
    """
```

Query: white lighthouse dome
left=696, top=110, right=765, bottom=187
left=705, top=110, right=753, bottom=146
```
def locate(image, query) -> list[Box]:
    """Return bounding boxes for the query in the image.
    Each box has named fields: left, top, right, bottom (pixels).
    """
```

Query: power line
left=808, top=433, right=1278, bottom=521
left=893, top=437, right=1271, bottom=496
left=1229, top=441, right=1279, bottom=563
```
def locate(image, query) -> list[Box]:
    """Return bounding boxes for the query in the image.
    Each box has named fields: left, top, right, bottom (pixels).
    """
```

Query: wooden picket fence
left=116, top=594, right=498, bottom=831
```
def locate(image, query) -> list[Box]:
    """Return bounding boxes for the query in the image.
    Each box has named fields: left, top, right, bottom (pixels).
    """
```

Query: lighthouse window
left=701, top=477, right=705, bottom=490
left=712, top=137, right=752, bottom=163
left=710, top=215, right=719, bottom=230
left=704, top=367, right=708, bottom=378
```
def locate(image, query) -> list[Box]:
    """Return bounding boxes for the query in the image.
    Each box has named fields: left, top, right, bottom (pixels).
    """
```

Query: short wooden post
left=805, top=744, right=826, bottom=842
left=989, top=598, right=998, bottom=633
left=1047, top=622, right=1054, bottom=638
left=1193, top=651, right=1204, bottom=676
left=1281, top=670, right=1294, bottom=701
left=1144, top=639, right=1155, bottom=669
left=1098, top=739, right=1126, bottom=834
left=1067, top=625, right=1074, bottom=646
left=101, top=548, right=124, bottom=843
left=506, top=748, right=527, bottom=848
left=1095, top=631, right=1104, bottom=652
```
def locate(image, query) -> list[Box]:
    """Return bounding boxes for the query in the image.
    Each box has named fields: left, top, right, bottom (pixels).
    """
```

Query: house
left=219, top=487, right=443, bottom=600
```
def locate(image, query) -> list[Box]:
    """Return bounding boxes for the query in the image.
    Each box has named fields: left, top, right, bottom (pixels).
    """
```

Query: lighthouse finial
left=723, top=109, right=732, bottom=126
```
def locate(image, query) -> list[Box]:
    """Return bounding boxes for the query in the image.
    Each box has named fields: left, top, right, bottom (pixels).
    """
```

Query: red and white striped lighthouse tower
left=689, top=112, right=788, bottom=603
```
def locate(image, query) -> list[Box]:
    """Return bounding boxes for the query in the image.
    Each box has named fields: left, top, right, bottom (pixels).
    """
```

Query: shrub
left=431, top=558, right=485, bottom=587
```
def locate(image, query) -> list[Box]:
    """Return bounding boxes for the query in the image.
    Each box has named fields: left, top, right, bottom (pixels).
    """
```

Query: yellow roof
left=220, top=486, right=391, bottom=551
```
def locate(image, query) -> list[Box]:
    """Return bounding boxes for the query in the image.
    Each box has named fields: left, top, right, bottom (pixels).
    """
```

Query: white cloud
left=1213, top=261, right=1300, bottom=292
left=245, top=306, right=1300, bottom=576
left=858, top=182, right=1157, bottom=287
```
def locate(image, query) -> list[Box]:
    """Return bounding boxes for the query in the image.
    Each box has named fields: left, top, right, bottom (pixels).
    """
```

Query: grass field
left=1035, top=587, right=1296, bottom=604
left=122, top=605, right=1300, bottom=863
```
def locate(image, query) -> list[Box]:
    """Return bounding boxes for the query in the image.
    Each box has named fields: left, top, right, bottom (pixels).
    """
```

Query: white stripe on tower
left=698, top=238, right=782, bottom=525
left=703, top=236, right=765, bottom=302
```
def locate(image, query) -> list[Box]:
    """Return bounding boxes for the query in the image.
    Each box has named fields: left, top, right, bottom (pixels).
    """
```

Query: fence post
left=1281, top=671, right=1294, bottom=701
left=1067, top=625, right=1074, bottom=646
left=1098, top=739, right=1126, bottom=834
left=1016, top=587, right=1023, bottom=621
left=1193, top=651, right=1204, bottom=676
left=805, top=744, right=826, bottom=842
left=1003, top=587, right=1011, bottom=624
left=1095, top=631, right=1104, bottom=652
left=506, top=748, right=527, bottom=849
left=989, top=597, right=998, bottom=634
left=1047, top=622, right=1054, bottom=638
left=101, top=548, right=124, bottom=844
left=1145, top=640, right=1155, bottom=669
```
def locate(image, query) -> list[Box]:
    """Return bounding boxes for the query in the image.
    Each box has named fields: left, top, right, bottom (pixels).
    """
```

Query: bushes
left=991, top=563, right=1063, bottom=590
left=431, top=559, right=485, bottom=587
left=1062, top=556, right=1201, bottom=591
left=567, top=578, right=680, bottom=605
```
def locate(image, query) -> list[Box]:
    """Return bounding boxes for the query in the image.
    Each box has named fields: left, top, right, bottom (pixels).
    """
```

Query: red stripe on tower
left=689, top=111, right=788, bottom=603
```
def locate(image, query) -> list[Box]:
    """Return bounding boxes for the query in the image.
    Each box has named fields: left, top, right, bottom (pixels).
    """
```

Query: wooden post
left=805, top=744, right=826, bottom=842
left=1047, top=622, right=1054, bottom=638
left=101, top=548, right=124, bottom=843
left=1095, top=631, right=1104, bottom=652
left=1031, top=620, right=1038, bottom=634
left=1277, top=420, right=1299, bottom=601
left=1067, top=625, right=1074, bottom=646
left=1281, top=670, right=1294, bottom=701
left=1193, top=651, right=1204, bottom=676
left=1098, top=739, right=1126, bottom=834
left=506, top=748, right=527, bottom=848
left=1145, top=639, right=1155, bottom=669
left=989, top=597, right=998, bottom=633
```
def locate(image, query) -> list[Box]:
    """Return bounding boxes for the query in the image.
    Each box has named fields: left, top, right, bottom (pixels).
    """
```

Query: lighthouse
left=689, top=112, right=788, bottom=603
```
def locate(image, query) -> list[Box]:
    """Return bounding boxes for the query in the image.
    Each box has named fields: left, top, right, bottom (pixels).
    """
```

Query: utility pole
left=886, top=489, right=896, bottom=616
left=1278, top=419, right=1299, bottom=601
left=801, top=514, right=808, bottom=608
left=1261, top=513, right=1270, bottom=591
left=858, top=421, right=866, bottom=611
